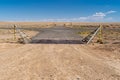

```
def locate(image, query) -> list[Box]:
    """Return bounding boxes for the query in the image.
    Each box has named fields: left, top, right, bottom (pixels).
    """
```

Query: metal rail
left=82, top=26, right=102, bottom=44
left=87, top=27, right=101, bottom=44
left=14, top=25, right=31, bottom=44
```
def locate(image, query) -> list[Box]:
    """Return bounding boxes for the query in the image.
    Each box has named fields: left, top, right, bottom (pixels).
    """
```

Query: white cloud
left=93, top=12, right=106, bottom=17
left=106, top=10, right=117, bottom=14
left=41, top=10, right=117, bottom=22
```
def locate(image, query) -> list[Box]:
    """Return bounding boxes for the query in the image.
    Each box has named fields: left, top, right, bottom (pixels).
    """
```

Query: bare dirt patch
left=0, top=44, right=119, bottom=80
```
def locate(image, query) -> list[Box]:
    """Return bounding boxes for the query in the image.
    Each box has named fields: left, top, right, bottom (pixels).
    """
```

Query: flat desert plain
left=0, top=22, right=120, bottom=80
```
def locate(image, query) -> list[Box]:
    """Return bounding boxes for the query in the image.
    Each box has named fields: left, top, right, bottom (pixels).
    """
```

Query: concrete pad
left=31, top=26, right=83, bottom=44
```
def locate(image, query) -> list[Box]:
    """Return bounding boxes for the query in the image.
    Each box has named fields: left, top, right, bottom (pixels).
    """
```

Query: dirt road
left=0, top=43, right=120, bottom=80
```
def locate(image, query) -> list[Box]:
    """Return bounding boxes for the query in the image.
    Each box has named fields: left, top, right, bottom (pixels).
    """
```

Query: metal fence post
left=97, top=25, right=103, bottom=44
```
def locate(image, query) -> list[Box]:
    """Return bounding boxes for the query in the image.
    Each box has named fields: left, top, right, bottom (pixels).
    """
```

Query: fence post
left=13, top=25, right=16, bottom=40
left=97, top=25, right=103, bottom=44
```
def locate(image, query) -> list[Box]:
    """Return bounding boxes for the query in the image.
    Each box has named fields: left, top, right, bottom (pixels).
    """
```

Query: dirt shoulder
left=0, top=43, right=120, bottom=80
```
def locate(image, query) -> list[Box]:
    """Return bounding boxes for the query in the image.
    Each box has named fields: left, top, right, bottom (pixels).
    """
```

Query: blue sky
left=0, top=0, right=119, bottom=22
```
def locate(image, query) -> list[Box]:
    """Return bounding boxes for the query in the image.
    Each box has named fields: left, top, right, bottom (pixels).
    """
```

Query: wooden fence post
left=13, top=25, right=16, bottom=40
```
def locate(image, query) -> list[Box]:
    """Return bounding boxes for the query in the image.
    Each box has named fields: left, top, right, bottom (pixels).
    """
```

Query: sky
left=0, top=0, right=119, bottom=22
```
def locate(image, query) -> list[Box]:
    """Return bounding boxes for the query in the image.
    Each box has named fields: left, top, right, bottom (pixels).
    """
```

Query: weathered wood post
left=63, top=24, right=66, bottom=27
left=13, top=25, right=16, bottom=40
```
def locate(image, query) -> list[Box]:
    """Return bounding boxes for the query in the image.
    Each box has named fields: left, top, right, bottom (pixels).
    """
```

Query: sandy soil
left=0, top=22, right=119, bottom=80
left=0, top=43, right=120, bottom=80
